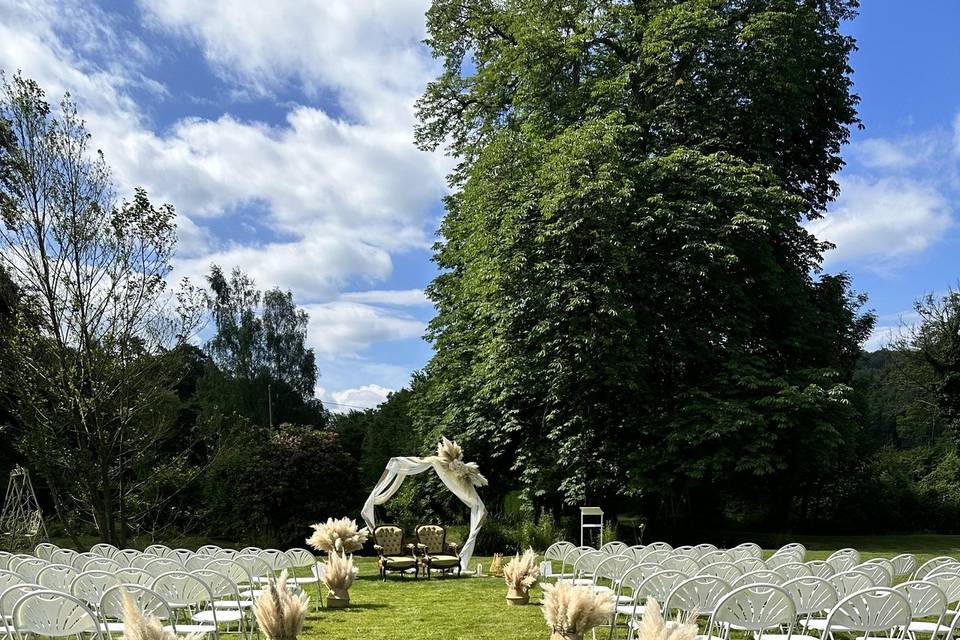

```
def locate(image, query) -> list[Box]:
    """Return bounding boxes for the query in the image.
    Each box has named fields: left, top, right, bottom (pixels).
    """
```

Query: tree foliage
left=414, top=0, right=871, bottom=528
left=0, top=72, right=205, bottom=544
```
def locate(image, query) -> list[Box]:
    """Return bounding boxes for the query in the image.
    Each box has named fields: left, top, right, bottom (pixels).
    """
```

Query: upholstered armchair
left=415, top=524, right=461, bottom=578
left=373, top=525, right=419, bottom=580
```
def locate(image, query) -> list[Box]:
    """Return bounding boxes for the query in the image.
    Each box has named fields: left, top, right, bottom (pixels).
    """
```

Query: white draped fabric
left=361, top=454, right=487, bottom=571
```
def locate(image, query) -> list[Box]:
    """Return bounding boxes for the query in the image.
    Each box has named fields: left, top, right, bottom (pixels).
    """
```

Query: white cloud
left=853, top=137, right=935, bottom=170
left=304, top=301, right=424, bottom=355
left=321, top=384, right=394, bottom=412
left=340, top=289, right=430, bottom=306
left=136, top=0, right=434, bottom=127
left=809, top=176, right=953, bottom=264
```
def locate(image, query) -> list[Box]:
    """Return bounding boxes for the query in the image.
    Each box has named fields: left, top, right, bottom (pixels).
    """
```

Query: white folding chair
left=190, top=569, right=246, bottom=638
left=0, top=583, right=41, bottom=637
left=34, top=543, right=58, bottom=561
left=730, top=543, right=763, bottom=560
left=285, top=548, right=323, bottom=608
left=113, top=549, right=141, bottom=567
left=695, top=543, right=720, bottom=557
left=777, top=562, right=813, bottom=581
left=806, top=570, right=877, bottom=633
left=775, top=543, right=807, bottom=561
left=144, top=544, right=171, bottom=557
left=891, top=554, right=918, bottom=579
left=71, top=552, right=99, bottom=569
left=545, top=542, right=576, bottom=578
left=896, top=580, right=949, bottom=639
left=116, top=567, right=155, bottom=586
left=13, top=558, right=48, bottom=582
left=150, top=571, right=218, bottom=638
left=855, top=563, right=892, bottom=587
left=827, top=548, right=861, bottom=567
left=100, top=583, right=177, bottom=635
left=197, top=545, right=222, bottom=556
left=706, top=583, right=796, bottom=640
left=822, top=587, right=911, bottom=640
left=916, top=557, right=960, bottom=580
left=145, top=557, right=184, bottom=577
left=698, top=562, right=742, bottom=583
left=663, top=575, right=731, bottom=619
left=49, top=548, right=78, bottom=566
left=662, top=555, right=700, bottom=575
left=89, top=543, right=118, bottom=558
left=768, top=554, right=800, bottom=569
left=71, top=570, right=120, bottom=609
left=806, top=560, right=835, bottom=578
left=737, top=558, right=768, bottom=573
left=12, top=589, right=105, bottom=640
left=622, top=570, right=688, bottom=634
left=646, top=542, right=673, bottom=553
left=83, top=557, right=121, bottom=573
left=700, top=550, right=734, bottom=566
left=36, top=563, right=79, bottom=590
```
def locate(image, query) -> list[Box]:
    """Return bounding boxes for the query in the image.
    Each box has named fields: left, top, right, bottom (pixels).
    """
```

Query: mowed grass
left=292, top=536, right=960, bottom=640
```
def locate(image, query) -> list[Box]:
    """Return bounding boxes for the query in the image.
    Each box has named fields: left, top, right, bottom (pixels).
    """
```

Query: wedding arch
left=360, top=437, right=488, bottom=571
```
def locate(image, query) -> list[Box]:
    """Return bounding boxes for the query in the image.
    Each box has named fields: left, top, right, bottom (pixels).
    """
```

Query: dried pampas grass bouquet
left=252, top=570, right=310, bottom=640
left=306, top=517, right=369, bottom=554
left=634, top=598, right=699, bottom=640
left=541, top=581, right=613, bottom=640
left=503, top=548, right=540, bottom=604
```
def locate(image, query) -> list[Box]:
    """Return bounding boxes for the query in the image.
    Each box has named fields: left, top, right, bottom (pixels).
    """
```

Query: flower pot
left=326, top=588, right=350, bottom=609
left=506, top=587, right=530, bottom=605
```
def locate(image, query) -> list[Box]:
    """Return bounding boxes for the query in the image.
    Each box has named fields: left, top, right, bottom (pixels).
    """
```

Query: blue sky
left=0, top=1, right=956, bottom=410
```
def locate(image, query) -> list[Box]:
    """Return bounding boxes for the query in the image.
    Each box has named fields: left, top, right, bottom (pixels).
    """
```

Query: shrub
left=202, top=423, right=362, bottom=547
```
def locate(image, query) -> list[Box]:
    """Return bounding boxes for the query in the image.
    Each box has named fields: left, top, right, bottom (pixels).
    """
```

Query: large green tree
left=414, top=0, right=872, bottom=527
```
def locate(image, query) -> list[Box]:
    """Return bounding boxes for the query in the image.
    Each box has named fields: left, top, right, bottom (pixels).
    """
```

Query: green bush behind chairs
left=416, top=524, right=461, bottom=578
left=373, top=525, right=419, bottom=580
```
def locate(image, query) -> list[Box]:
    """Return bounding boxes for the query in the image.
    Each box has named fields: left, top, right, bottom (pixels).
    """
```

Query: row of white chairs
left=605, top=566, right=960, bottom=640
left=546, top=541, right=927, bottom=582
left=617, top=579, right=960, bottom=640
left=0, top=565, right=265, bottom=640
left=5, top=542, right=324, bottom=608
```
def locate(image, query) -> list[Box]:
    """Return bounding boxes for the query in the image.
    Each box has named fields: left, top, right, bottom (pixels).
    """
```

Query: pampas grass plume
left=503, top=548, right=540, bottom=592
left=322, top=549, right=358, bottom=592
left=121, top=589, right=202, bottom=640
left=306, top=517, right=369, bottom=554
left=252, top=570, right=310, bottom=640
left=635, top=598, right=699, bottom=640
left=541, top=581, right=613, bottom=635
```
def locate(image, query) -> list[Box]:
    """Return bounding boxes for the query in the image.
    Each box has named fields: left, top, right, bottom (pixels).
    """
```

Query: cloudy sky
left=1, top=1, right=956, bottom=410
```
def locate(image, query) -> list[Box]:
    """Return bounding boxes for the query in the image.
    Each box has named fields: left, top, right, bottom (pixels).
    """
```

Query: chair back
left=664, top=575, right=731, bottom=616
left=735, top=558, right=767, bottom=573
left=734, top=570, right=784, bottom=587
left=829, top=570, right=874, bottom=598
left=50, top=548, right=77, bottom=566
left=83, top=557, right=121, bottom=573
left=145, top=557, right=184, bottom=577
left=806, top=560, right=835, bottom=578
left=0, top=570, right=20, bottom=594
left=925, top=572, right=960, bottom=605
left=916, top=557, right=960, bottom=580
left=144, top=544, right=170, bottom=557
left=699, top=550, right=733, bottom=566
left=89, top=543, right=118, bottom=558
left=855, top=563, right=892, bottom=587
left=100, top=584, right=175, bottom=627
left=150, top=571, right=214, bottom=610
left=12, top=590, right=104, bottom=639
left=197, top=545, right=222, bottom=556
left=544, top=542, right=575, bottom=563
left=34, top=543, right=58, bottom=561
left=775, top=543, right=807, bottom=561
left=116, top=567, right=154, bottom=587
left=827, top=555, right=858, bottom=572
left=71, top=570, right=120, bottom=607
left=416, top=525, right=448, bottom=554
left=204, top=558, right=252, bottom=588
left=36, top=563, right=78, bottom=590
left=695, top=543, right=720, bottom=557
left=374, top=526, right=406, bottom=556
left=777, top=562, right=812, bottom=581
left=114, top=549, right=141, bottom=566
left=890, top=554, right=917, bottom=578
left=896, top=580, right=948, bottom=622
left=698, top=562, right=742, bottom=583
left=824, top=587, right=911, bottom=635
left=781, top=576, right=837, bottom=617
left=14, top=558, right=48, bottom=582
left=663, top=556, right=700, bottom=575
left=710, top=584, right=796, bottom=633
left=647, top=542, right=673, bottom=553
left=828, top=548, right=861, bottom=566
left=731, top=543, right=762, bottom=560
left=600, top=541, right=628, bottom=556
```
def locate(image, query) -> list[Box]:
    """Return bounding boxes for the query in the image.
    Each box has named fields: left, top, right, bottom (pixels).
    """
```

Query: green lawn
left=292, top=536, right=960, bottom=640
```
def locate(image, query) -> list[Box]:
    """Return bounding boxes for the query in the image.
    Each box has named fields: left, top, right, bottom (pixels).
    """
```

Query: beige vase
left=326, top=587, right=350, bottom=609
left=505, top=586, right=530, bottom=605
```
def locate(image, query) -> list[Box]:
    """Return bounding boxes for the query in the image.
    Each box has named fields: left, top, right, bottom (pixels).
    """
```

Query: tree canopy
left=414, top=0, right=872, bottom=528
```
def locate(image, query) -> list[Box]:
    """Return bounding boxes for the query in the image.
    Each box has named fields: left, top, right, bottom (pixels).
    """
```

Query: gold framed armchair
left=415, top=524, right=461, bottom=578
left=373, top=525, right=419, bottom=580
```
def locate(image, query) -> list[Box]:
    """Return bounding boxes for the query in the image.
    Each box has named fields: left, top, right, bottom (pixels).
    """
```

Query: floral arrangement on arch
left=435, top=436, right=488, bottom=488
left=306, top=517, right=369, bottom=554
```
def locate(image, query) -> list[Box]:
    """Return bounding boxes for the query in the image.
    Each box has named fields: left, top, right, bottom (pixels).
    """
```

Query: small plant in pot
left=541, top=582, right=613, bottom=640
left=306, top=516, right=369, bottom=608
left=502, top=548, right=540, bottom=605
left=252, top=571, right=310, bottom=640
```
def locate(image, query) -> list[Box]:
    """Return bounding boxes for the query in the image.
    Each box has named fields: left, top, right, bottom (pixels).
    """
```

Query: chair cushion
left=425, top=554, right=459, bottom=567
left=382, top=556, right=417, bottom=569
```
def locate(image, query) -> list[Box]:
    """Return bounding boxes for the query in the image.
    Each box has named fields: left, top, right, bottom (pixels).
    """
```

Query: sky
left=0, top=1, right=957, bottom=411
